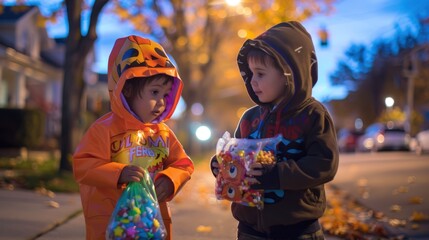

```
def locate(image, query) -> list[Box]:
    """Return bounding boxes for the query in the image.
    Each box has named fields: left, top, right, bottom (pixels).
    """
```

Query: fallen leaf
left=357, top=178, right=368, bottom=187
left=408, top=196, right=423, bottom=204
left=370, top=223, right=388, bottom=237
left=411, top=223, right=420, bottom=230
left=36, top=188, right=56, bottom=198
left=389, top=218, right=406, bottom=227
left=373, top=211, right=385, bottom=219
left=196, top=225, right=212, bottom=233
left=409, top=211, right=429, bottom=222
left=407, top=176, right=416, bottom=184
left=47, top=200, right=60, bottom=208
left=390, top=204, right=401, bottom=212
left=361, top=191, right=370, bottom=199
left=397, top=186, right=409, bottom=193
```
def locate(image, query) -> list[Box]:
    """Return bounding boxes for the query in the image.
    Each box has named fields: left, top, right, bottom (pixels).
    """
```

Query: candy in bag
left=215, top=131, right=282, bottom=209
left=106, top=168, right=166, bottom=240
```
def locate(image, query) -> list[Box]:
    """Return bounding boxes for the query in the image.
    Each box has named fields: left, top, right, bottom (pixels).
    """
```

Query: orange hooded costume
left=73, top=35, right=194, bottom=240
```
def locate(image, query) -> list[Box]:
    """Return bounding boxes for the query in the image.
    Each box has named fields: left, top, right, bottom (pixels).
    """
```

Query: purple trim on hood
left=153, top=77, right=180, bottom=123
left=120, top=77, right=181, bottom=124
left=120, top=93, right=141, bottom=121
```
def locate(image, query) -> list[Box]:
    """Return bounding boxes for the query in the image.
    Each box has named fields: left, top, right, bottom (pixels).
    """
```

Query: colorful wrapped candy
left=106, top=168, right=166, bottom=240
left=215, top=132, right=282, bottom=210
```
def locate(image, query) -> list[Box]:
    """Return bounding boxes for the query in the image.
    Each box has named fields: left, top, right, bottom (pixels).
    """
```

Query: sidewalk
left=0, top=169, right=343, bottom=240
left=0, top=188, right=83, bottom=240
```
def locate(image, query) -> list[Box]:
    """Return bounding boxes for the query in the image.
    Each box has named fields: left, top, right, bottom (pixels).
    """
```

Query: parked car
left=415, top=129, right=429, bottom=155
left=356, top=123, right=411, bottom=152
left=337, top=128, right=363, bottom=152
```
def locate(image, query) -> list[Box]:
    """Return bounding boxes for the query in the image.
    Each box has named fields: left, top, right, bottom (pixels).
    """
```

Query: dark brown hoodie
left=232, top=21, right=339, bottom=237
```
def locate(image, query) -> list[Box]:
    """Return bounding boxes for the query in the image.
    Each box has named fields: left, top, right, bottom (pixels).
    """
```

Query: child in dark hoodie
left=211, top=21, right=339, bottom=239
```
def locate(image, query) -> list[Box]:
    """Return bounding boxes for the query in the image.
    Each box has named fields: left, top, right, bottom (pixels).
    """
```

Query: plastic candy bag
left=215, top=131, right=282, bottom=209
left=106, top=168, right=166, bottom=240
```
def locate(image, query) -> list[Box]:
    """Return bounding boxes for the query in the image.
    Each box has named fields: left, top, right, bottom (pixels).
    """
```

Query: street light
left=403, top=44, right=429, bottom=133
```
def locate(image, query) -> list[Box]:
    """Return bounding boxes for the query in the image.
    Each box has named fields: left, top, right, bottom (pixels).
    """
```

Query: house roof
left=0, top=5, right=37, bottom=23
left=0, top=37, right=64, bottom=69
left=0, top=5, right=64, bottom=69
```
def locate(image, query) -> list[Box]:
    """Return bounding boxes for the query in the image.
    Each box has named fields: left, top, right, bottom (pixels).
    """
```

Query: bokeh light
left=355, top=118, right=363, bottom=131
left=385, top=97, right=394, bottom=108
left=237, top=29, right=248, bottom=38
left=225, top=0, right=241, bottom=7
left=171, top=97, right=186, bottom=119
left=191, top=103, right=204, bottom=116
left=195, top=125, right=212, bottom=141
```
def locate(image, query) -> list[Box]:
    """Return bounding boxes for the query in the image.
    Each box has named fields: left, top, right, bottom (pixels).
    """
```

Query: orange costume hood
left=107, top=35, right=183, bottom=124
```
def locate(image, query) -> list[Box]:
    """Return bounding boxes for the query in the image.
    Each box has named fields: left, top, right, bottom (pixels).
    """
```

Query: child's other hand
left=209, top=155, right=220, bottom=176
left=118, top=165, right=145, bottom=184
left=248, top=162, right=280, bottom=190
left=155, top=176, right=174, bottom=202
left=245, top=162, right=263, bottom=185
left=211, top=159, right=220, bottom=176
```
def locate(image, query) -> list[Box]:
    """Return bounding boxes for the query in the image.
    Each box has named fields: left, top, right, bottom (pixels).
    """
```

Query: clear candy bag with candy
left=215, top=131, right=282, bottom=210
left=106, top=168, right=166, bottom=240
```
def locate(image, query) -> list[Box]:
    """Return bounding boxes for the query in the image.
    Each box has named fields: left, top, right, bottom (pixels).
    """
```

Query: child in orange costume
left=73, top=35, right=194, bottom=240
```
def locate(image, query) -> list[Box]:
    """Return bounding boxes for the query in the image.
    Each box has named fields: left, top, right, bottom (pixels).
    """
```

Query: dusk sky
left=45, top=0, right=429, bottom=102
left=302, top=0, right=429, bottom=101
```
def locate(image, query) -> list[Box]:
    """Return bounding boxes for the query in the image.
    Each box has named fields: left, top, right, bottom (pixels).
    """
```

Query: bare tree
left=60, top=0, right=109, bottom=172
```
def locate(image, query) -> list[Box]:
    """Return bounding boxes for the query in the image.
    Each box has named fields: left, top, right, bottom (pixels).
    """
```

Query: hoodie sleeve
left=253, top=106, right=339, bottom=190
left=154, top=126, right=194, bottom=201
left=73, top=123, right=126, bottom=189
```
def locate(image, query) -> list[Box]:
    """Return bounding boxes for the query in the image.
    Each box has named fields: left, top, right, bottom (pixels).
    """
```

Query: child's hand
left=210, top=159, right=220, bottom=176
left=155, top=176, right=174, bottom=202
left=118, top=165, right=145, bottom=184
left=209, top=155, right=220, bottom=176
left=245, top=162, right=263, bottom=185
left=248, top=162, right=280, bottom=190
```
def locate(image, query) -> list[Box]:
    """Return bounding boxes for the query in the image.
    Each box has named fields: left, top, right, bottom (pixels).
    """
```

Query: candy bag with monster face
left=214, top=131, right=282, bottom=210
left=106, top=168, right=166, bottom=240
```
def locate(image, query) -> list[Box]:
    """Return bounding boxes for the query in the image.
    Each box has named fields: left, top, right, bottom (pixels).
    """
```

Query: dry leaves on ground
left=321, top=184, right=429, bottom=240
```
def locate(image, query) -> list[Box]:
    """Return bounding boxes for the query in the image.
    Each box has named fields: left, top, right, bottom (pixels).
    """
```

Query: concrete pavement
left=0, top=169, right=240, bottom=240
left=0, top=188, right=83, bottom=240
left=0, top=165, right=241, bottom=240
left=0, top=168, right=345, bottom=240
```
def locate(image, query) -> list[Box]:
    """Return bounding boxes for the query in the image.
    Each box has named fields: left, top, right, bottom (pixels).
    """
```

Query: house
left=0, top=5, right=98, bottom=151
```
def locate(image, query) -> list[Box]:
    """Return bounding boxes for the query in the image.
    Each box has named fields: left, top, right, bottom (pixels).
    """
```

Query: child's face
left=129, top=77, right=173, bottom=123
left=248, top=58, right=287, bottom=105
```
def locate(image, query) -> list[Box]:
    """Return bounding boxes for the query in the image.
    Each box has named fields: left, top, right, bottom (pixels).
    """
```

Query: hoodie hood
left=107, top=35, right=183, bottom=124
left=237, top=21, right=318, bottom=110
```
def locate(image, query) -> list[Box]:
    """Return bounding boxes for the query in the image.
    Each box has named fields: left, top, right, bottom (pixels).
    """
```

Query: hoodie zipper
left=257, top=106, right=280, bottom=138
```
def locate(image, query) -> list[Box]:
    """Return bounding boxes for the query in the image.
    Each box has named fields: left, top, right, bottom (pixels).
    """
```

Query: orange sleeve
left=154, top=127, right=194, bottom=201
left=73, top=123, right=126, bottom=188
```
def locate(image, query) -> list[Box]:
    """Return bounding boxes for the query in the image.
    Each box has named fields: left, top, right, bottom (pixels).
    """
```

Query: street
left=171, top=152, right=429, bottom=239
left=332, top=152, right=429, bottom=238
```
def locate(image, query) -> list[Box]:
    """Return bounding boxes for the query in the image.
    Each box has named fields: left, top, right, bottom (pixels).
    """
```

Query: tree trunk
left=59, top=0, right=109, bottom=173
left=59, top=52, right=85, bottom=172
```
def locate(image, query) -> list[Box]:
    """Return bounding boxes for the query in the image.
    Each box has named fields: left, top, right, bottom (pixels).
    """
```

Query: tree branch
left=86, top=0, right=109, bottom=39
left=65, top=0, right=81, bottom=50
